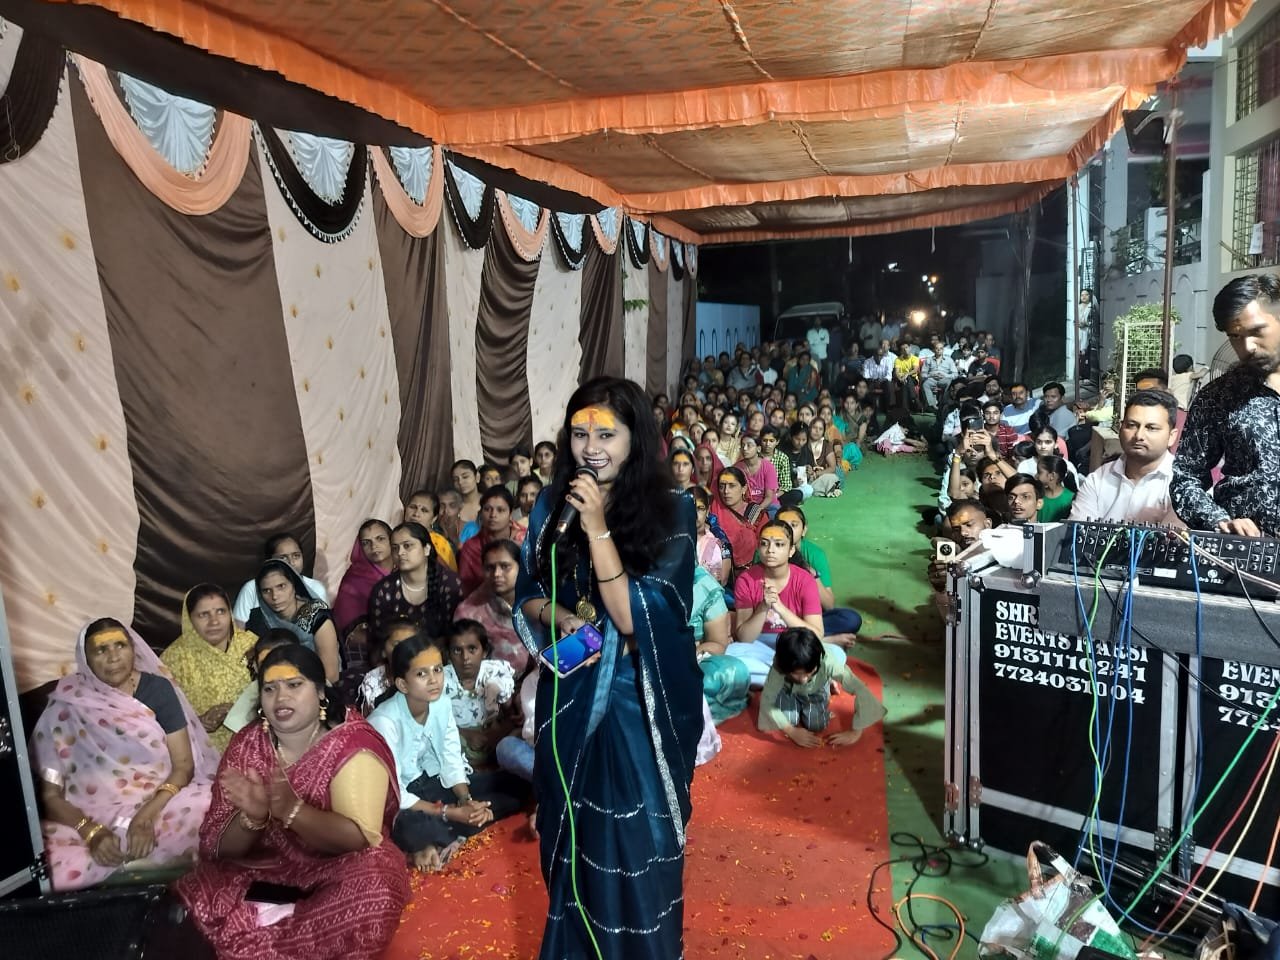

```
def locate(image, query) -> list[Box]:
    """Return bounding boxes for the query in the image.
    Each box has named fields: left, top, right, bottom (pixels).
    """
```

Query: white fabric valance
left=388, top=145, right=432, bottom=205
left=281, top=130, right=355, bottom=205
left=118, top=73, right=217, bottom=177
left=446, top=159, right=486, bottom=221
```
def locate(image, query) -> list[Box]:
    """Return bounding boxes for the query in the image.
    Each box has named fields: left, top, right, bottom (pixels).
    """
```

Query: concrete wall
left=694, top=302, right=760, bottom=361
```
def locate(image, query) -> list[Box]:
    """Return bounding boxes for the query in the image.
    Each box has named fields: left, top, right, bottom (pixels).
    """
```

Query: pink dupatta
left=30, top=621, right=216, bottom=888
left=332, top=535, right=392, bottom=635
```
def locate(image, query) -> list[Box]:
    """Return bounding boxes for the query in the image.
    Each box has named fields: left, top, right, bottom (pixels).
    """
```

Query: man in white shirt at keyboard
left=1069, top=390, right=1181, bottom=525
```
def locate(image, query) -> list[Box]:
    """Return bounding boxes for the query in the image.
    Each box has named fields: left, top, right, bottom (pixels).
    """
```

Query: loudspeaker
left=0, top=885, right=214, bottom=960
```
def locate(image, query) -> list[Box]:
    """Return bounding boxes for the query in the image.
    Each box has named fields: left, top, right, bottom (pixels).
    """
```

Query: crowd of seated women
left=29, top=353, right=882, bottom=956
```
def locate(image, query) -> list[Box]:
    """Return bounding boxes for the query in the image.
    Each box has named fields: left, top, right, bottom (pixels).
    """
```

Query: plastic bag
left=979, top=841, right=1136, bottom=960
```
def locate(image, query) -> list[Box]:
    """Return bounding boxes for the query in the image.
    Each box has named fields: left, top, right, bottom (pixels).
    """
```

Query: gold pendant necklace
left=575, top=598, right=598, bottom=623
left=572, top=554, right=598, bottom=624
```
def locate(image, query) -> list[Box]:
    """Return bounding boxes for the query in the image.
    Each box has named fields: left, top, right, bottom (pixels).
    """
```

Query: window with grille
left=1232, top=136, right=1280, bottom=271
left=1236, top=8, right=1280, bottom=120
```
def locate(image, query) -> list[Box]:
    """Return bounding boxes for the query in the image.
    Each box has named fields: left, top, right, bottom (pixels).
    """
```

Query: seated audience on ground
left=689, top=564, right=750, bottom=724
left=691, top=484, right=732, bottom=586
left=433, top=489, right=466, bottom=551
left=775, top=507, right=862, bottom=648
left=163, top=584, right=257, bottom=753
left=1037, top=456, right=1076, bottom=521
left=670, top=447, right=697, bottom=491
left=35, top=618, right=215, bottom=890
left=455, top=538, right=530, bottom=677
left=233, top=532, right=328, bottom=623
left=1005, top=473, right=1044, bottom=524
left=451, top=460, right=482, bottom=528
left=758, top=627, right=885, bottom=749
left=495, top=671, right=538, bottom=783
left=785, top=349, right=821, bottom=405
left=874, top=410, right=928, bottom=455
left=760, top=427, right=804, bottom=507
left=835, top=385, right=871, bottom=458
left=1029, top=381, right=1077, bottom=437
left=458, top=486, right=528, bottom=596
left=515, top=475, right=542, bottom=521
left=368, top=522, right=463, bottom=643
left=478, top=463, right=504, bottom=492
left=791, top=420, right=843, bottom=497
left=735, top=433, right=784, bottom=513
left=726, top=520, right=828, bottom=687
left=977, top=458, right=1010, bottom=522
left=442, top=620, right=517, bottom=769
left=928, top=500, right=994, bottom=591
left=247, top=559, right=341, bottom=684
left=505, top=444, right=534, bottom=495
left=980, top=400, right=1018, bottom=455
left=1001, top=381, right=1040, bottom=434
left=403, top=491, right=459, bottom=570
left=223, top=629, right=300, bottom=733
left=712, top=466, right=769, bottom=574
left=368, top=635, right=525, bottom=874
left=715, top=412, right=743, bottom=465
left=177, top=645, right=408, bottom=957
left=1015, top=426, right=1073, bottom=478
left=694, top=442, right=726, bottom=493
left=532, top=441, right=557, bottom=485
left=358, top=621, right=420, bottom=715
left=332, top=518, right=394, bottom=676
left=1070, top=389, right=1180, bottom=524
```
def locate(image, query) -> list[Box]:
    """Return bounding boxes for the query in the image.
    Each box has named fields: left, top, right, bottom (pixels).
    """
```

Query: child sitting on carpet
left=359, top=620, right=419, bottom=713
left=758, top=627, right=886, bottom=748
left=873, top=411, right=928, bottom=455
left=442, top=619, right=517, bottom=768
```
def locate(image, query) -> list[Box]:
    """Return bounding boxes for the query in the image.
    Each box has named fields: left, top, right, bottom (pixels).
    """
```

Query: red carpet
left=383, top=659, right=892, bottom=960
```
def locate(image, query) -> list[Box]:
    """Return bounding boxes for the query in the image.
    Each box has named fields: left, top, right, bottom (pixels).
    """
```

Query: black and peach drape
left=0, top=24, right=696, bottom=689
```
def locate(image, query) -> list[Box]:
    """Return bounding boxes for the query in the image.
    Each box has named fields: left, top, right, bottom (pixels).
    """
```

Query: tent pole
left=1161, top=87, right=1179, bottom=374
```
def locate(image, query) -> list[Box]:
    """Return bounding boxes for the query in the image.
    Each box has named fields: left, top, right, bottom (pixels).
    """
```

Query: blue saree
left=515, top=489, right=701, bottom=960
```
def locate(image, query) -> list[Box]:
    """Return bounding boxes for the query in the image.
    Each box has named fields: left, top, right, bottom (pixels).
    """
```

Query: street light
left=910, top=309, right=927, bottom=325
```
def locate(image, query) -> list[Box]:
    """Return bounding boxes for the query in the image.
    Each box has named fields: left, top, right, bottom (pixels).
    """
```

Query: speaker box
left=0, top=885, right=214, bottom=960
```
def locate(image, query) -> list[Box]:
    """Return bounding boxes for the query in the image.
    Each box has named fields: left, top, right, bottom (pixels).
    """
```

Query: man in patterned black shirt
left=1171, top=274, right=1280, bottom=537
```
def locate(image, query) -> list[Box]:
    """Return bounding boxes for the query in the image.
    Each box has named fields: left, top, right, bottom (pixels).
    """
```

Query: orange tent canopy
left=43, top=0, right=1252, bottom=242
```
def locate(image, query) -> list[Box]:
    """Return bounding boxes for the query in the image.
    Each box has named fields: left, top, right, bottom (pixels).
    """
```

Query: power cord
left=866, top=832, right=990, bottom=960
left=548, top=544, right=604, bottom=960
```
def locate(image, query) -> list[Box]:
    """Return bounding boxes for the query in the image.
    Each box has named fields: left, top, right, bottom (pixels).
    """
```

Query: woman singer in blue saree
left=515, top=377, right=702, bottom=960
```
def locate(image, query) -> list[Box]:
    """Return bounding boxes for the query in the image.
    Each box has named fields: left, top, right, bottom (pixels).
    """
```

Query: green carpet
left=802, top=450, right=1025, bottom=958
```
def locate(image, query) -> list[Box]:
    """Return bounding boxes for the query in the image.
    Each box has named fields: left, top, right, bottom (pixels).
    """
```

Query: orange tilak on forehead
left=410, top=649, right=442, bottom=671
left=88, top=629, right=128, bottom=652
left=263, top=664, right=304, bottom=684
left=571, top=406, right=617, bottom=431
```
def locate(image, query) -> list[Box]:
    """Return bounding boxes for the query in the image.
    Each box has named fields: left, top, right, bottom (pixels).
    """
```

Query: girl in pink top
left=735, top=434, right=779, bottom=512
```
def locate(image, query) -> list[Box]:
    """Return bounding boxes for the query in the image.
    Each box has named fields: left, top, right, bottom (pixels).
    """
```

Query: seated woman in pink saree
left=177, top=645, right=408, bottom=960
left=30, top=618, right=216, bottom=890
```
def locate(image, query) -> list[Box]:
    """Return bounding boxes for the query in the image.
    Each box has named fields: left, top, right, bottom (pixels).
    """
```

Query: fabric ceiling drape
left=578, top=238, right=623, bottom=382
left=475, top=222, right=537, bottom=464
left=373, top=188, right=455, bottom=495
left=71, top=80, right=317, bottom=647
left=646, top=260, right=668, bottom=397
left=0, top=24, right=64, bottom=163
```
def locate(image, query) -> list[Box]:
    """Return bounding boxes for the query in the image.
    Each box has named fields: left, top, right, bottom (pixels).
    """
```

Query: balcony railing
left=1172, top=219, right=1202, bottom=266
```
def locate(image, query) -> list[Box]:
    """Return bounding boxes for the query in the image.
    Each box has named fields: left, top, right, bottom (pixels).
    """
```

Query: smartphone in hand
left=539, top=623, right=604, bottom=678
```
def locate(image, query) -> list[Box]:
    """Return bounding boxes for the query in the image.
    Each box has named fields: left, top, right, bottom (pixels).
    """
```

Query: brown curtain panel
left=72, top=81, right=317, bottom=648
left=646, top=260, right=668, bottom=397
left=475, top=224, right=537, bottom=464
left=373, top=187, right=455, bottom=495
left=577, top=239, right=624, bottom=383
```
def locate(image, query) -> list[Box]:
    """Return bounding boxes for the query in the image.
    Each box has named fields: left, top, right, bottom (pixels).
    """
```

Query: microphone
left=553, top=465, right=599, bottom=544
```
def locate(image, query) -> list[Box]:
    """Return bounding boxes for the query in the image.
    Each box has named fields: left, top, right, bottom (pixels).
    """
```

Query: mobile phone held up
left=540, top=623, right=604, bottom=678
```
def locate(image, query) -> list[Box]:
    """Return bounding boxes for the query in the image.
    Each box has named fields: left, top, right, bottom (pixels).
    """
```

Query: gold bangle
left=596, top=569, right=626, bottom=584
left=82, top=823, right=105, bottom=847
left=538, top=599, right=553, bottom=625
left=156, top=782, right=180, bottom=799
left=283, top=799, right=304, bottom=830
left=74, top=816, right=92, bottom=836
left=239, top=810, right=268, bottom=831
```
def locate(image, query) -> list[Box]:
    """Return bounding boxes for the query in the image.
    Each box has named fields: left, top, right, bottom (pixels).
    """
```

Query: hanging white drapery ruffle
left=388, top=144, right=432, bottom=205
left=117, top=73, right=218, bottom=177
left=446, top=159, right=486, bottom=221
left=0, top=16, right=23, bottom=92
left=556, top=212, right=585, bottom=251
left=506, top=193, right=540, bottom=232
left=279, top=130, right=355, bottom=205
left=671, top=240, right=685, bottom=269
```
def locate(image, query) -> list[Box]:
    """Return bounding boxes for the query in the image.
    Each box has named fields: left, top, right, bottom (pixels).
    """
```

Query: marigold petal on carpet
left=383, top=657, right=891, bottom=960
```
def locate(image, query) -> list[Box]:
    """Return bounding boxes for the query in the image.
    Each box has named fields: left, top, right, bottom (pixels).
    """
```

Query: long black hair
left=538, top=377, right=675, bottom=585
left=391, top=521, right=442, bottom=607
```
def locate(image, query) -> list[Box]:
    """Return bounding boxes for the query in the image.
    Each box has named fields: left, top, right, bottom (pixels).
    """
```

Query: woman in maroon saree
left=177, top=646, right=408, bottom=960
left=711, top=465, right=768, bottom=573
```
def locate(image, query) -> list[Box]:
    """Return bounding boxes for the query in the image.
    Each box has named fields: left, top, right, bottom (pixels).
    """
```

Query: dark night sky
left=697, top=184, right=1067, bottom=324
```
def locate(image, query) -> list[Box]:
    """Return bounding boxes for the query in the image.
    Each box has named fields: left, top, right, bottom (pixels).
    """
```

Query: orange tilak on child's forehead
left=571, top=406, right=617, bottom=431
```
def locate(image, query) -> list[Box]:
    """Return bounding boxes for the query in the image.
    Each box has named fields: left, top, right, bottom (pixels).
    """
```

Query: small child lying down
left=759, top=627, right=886, bottom=748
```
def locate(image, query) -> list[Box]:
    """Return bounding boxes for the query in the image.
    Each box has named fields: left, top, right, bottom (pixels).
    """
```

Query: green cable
left=1083, top=531, right=1122, bottom=881
left=548, top=544, right=605, bottom=960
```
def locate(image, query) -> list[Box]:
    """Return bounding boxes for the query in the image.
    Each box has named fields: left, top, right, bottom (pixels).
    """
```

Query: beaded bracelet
left=239, top=811, right=268, bottom=831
